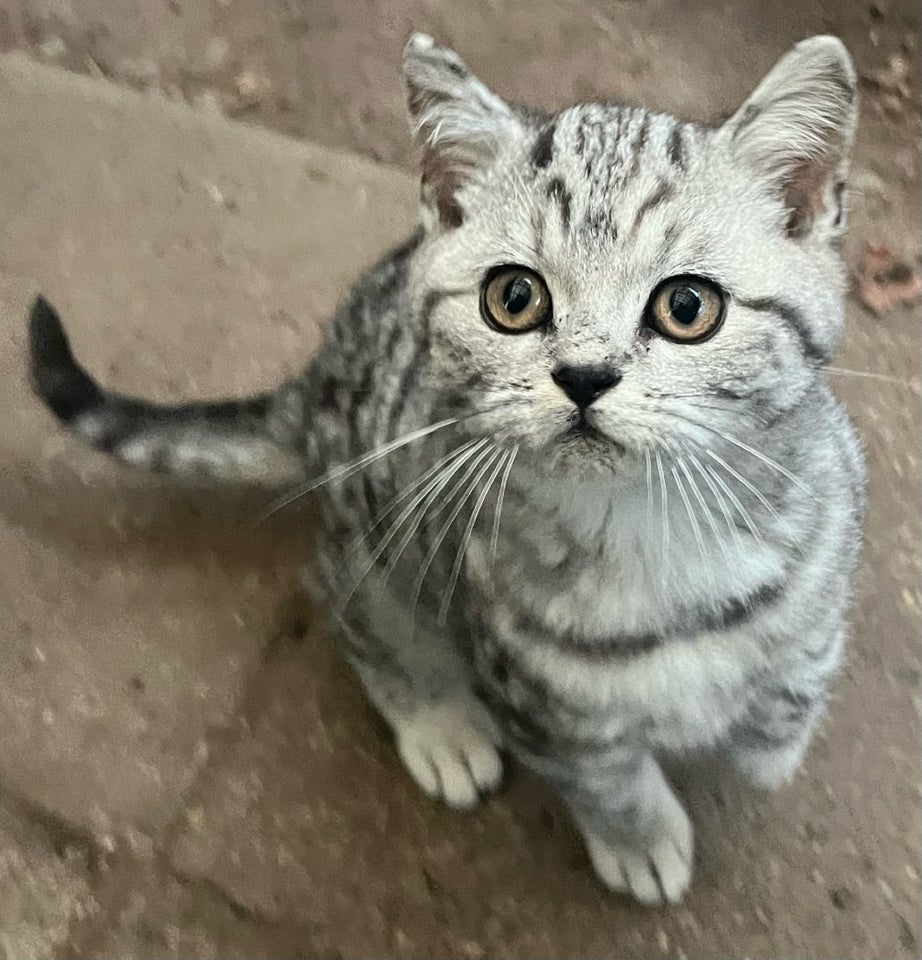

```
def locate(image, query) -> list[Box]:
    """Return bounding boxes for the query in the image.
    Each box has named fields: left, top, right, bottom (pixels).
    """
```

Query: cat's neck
left=498, top=450, right=792, bottom=632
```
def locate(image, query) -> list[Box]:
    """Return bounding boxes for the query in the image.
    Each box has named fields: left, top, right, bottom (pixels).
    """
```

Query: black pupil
left=503, top=276, right=533, bottom=315
left=668, top=286, right=701, bottom=325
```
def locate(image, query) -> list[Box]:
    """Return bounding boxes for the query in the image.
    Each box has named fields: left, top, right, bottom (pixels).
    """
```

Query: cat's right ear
left=718, top=36, right=857, bottom=242
left=403, top=34, right=519, bottom=231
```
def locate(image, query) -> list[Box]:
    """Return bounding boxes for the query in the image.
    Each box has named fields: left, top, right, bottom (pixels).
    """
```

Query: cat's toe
left=398, top=739, right=442, bottom=798
left=429, top=747, right=482, bottom=809
left=458, top=728, right=504, bottom=792
left=582, top=793, right=694, bottom=906
left=585, top=832, right=693, bottom=905
left=395, top=698, right=503, bottom=809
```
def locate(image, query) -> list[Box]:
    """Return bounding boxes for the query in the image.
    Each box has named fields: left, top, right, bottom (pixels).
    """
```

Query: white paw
left=583, top=795, right=694, bottom=905
left=731, top=738, right=808, bottom=791
left=395, top=698, right=503, bottom=810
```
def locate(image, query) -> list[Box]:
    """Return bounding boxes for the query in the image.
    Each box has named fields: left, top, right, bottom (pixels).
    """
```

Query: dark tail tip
left=29, top=295, right=105, bottom=422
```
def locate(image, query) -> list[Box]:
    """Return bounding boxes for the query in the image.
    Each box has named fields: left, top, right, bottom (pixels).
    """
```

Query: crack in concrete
left=0, top=781, right=107, bottom=875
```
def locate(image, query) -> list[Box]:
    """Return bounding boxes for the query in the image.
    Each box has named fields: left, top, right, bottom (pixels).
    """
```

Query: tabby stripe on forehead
left=531, top=121, right=556, bottom=170
left=622, top=111, right=650, bottom=185
left=629, top=180, right=674, bottom=236
left=668, top=123, right=686, bottom=170
left=546, top=177, right=572, bottom=233
left=738, top=297, right=829, bottom=363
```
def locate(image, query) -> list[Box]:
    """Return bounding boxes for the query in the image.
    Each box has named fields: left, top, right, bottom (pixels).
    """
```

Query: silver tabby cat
left=30, top=33, right=865, bottom=904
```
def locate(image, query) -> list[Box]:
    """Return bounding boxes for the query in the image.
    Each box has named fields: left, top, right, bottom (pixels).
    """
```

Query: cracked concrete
left=0, top=1, right=919, bottom=955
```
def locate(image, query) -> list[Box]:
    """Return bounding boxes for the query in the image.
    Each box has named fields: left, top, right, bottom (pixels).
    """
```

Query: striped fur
left=29, top=34, right=864, bottom=905
left=29, top=296, right=307, bottom=483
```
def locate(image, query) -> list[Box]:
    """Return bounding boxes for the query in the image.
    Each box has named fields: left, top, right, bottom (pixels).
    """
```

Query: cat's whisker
left=644, top=448, right=654, bottom=530
left=259, top=402, right=505, bottom=523
left=676, top=452, right=729, bottom=569
left=346, top=438, right=481, bottom=558
left=383, top=439, right=493, bottom=580
left=702, top=461, right=763, bottom=544
left=336, top=439, right=490, bottom=612
left=654, top=448, right=670, bottom=576
left=439, top=450, right=508, bottom=625
left=826, top=366, right=920, bottom=392
left=412, top=445, right=502, bottom=620
left=674, top=414, right=816, bottom=500
left=425, top=438, right=499, bottom=526
left=490, top=445, right=518, bottom=569
left=669, top=454, right=713, bottom=597
left=703, top=447, right=783, bottom=524
left=258, top=417, right=461, bottom=522
left=685, top=447, right=742, bottom=546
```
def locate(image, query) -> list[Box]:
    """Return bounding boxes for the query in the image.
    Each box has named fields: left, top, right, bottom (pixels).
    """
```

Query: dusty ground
left=0, top=0, right=919, bottom=957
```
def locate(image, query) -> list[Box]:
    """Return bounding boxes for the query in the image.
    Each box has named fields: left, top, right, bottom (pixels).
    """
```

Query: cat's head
left=402, top=33, right=856, bottom=475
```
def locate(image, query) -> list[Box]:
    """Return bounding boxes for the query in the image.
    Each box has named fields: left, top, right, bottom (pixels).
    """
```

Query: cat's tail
left=28, top=296, right=307, bottom=483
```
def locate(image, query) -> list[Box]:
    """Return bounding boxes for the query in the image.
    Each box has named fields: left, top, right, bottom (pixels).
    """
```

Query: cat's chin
left=542, top=423, right=627, bottom=478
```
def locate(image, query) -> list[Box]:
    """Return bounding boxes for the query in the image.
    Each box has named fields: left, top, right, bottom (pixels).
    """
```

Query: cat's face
left=404, top=35, right=856, bottom=476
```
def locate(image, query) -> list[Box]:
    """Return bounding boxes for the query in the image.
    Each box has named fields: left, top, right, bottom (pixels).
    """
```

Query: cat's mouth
left=558, top=416, right=626, bottom=455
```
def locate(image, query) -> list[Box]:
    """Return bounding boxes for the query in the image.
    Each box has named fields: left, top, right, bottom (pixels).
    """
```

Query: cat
left=28, top=32, right=865, bottom=904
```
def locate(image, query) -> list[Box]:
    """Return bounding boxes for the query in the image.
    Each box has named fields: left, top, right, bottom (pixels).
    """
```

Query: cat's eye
left=646, top=276, right=725, bottom=343
left=480, top=266, right=552, bottom=334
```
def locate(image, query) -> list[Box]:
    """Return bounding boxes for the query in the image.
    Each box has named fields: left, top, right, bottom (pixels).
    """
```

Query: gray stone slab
left=66, top=860, right=319, bottom=960
left=0, top=53, right=414, bottom=843
left=0, top=803, right=94, bottom=959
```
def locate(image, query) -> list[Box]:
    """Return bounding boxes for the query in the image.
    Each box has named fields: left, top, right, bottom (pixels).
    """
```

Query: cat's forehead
left=538, top=105, right=689, bottom=183
left=461, top=105, right=722, bottom=287
left=520, top=105, right=705, bottom=244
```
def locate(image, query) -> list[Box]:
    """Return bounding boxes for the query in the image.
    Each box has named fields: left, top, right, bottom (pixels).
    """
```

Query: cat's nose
left=551, top=364, right=622, bottom=409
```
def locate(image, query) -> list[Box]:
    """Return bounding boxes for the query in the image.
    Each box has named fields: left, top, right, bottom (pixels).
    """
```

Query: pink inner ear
left=784, top=160, right=833, bottom=238
left=784, top=163, right=827, bottom=237
left=421, top=149, right=465, bottom=229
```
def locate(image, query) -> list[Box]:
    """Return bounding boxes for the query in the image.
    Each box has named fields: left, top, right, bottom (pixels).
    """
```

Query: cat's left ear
left=719, top=36, right=857, bottom=241
left=403, top=33, right=521, bottom=231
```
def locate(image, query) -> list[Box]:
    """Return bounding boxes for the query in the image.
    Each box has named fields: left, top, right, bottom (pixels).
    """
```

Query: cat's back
left=303, top=230, right=433, bottom=467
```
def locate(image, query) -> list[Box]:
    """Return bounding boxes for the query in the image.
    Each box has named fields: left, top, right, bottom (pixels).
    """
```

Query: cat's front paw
left=582, top=793, right=694, bottom=905
left=729, top=737, right=808, bottom=791
left=395, top=698, right=503, bottom=810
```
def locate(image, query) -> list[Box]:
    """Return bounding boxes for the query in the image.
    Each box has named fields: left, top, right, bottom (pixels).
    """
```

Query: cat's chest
left=473, top=528, right=662, bottom=641
left=463, top=493, right=777, bottom=750
left=466, top=476, right=783, bottom=643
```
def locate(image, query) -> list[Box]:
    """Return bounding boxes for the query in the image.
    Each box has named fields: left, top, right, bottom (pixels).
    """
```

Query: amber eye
left=646, top=276, right=725, bottom=343
left=480, top=266, right=552, bottom=334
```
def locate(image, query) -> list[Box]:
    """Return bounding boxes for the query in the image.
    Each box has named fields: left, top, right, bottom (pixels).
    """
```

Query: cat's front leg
left=385, top=683, right=503, bottom=810
left=557, top=751, right=694, bottom=904
left=724, top=693, right=823, bottom=791
left=723, top=667, right=832, bottom=791
left=340, top=620, right=503, bottom=810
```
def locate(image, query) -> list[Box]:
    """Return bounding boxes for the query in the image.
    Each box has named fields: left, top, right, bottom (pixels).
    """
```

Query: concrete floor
left=0, top=1, right=919, bottom=957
